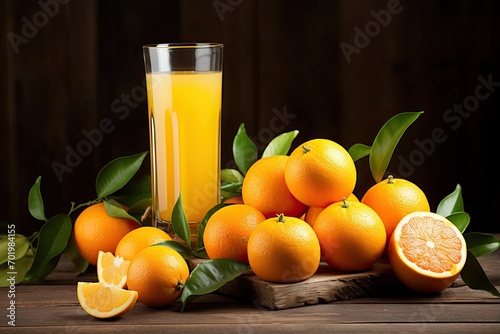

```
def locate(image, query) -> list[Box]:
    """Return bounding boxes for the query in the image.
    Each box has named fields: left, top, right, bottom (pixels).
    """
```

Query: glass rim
left=143, top=42, right=223, bottom=49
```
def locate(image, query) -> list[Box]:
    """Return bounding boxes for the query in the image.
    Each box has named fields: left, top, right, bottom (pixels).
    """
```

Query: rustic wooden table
left=3, top=243, right=500, bottom=333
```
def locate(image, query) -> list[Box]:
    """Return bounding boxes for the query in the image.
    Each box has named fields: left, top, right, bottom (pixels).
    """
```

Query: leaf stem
left=28, top=232, right=39, bottom=247
left=68, top=199, right=102, bottom=216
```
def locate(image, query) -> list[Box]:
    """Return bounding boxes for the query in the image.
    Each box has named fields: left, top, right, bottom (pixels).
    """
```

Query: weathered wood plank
left=217, top=260, right=397, bottom=310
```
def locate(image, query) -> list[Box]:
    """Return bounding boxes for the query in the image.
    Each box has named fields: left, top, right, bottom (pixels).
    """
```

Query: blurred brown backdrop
left=1, top=0, right=499, bottom=235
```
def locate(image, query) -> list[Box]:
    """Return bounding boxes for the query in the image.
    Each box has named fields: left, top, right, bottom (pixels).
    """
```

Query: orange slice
left=97, top=251, right=129, bottom=288
left=77, top=282, right=138, bottom=319
left=388, top=211, right=467, bottom=293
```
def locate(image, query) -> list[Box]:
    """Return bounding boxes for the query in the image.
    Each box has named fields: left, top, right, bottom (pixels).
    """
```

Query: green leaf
left=464, top=233, right=500, bottom=258
left=460, top=250, right=500, bottom=297
left=28, top=254, right=61, bottom=283
left=28, top=176, right=47, bottom=222
left=172, top=193, right=190, bottom=249
left=221, top=190, right=242, bottom=199
left=0, top=254, right=34, bottom=286
left=181, top=258, right=250, bottom=311
left=233, top=123, right=258, bottom=175
left=103, top=199, right=140, bottom=223
left=63, top=235, right=89, bottom=274
left=220, top=170, right=244, bottom=199
left=437, top=184, right=464, bottom=217
left=108, top=174, right=151, bottom=207
left=369, top=111, right=423, bottom=183
left=154, top=240, right=192, bottom=259
left=446, top=211, right=470, bottom=234
left=192, top=248, right=209, bottom=259
left=220, top=181, right=243, bottom=193
left=95, top=151, right=148, bottom=199
left=262, top=130, right=299, bottom=158
left=0, top=234, right=31, bottom=265
left=220, top=169, right=244, bottom=183
left=23, top=214, right=72, bottom=283
left=196, top=202, right=229, bottom=250
left=348, top=143, right=372, bottom=162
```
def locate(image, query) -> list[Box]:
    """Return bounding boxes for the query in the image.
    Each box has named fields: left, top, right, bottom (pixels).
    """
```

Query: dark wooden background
left=1, top=0, right=499, bottom=236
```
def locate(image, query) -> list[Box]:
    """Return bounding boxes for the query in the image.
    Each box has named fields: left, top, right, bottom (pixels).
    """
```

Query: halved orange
left=77, top=282, right=138, bottom=319
left=388, top=211, right=467, bottom=293
left=96, top=250, right=130, bottom=288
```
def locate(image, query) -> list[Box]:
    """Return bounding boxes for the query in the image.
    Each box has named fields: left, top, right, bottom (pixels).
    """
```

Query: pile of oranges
left=204, top=138, right=466, bottom=291
left=74, top=205, right=189, bottom=318
left=73, top=137, right=467, bottom=319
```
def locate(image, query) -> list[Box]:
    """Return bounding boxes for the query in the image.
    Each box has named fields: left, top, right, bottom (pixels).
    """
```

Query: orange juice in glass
left=143, top=43, right=223, bottom=246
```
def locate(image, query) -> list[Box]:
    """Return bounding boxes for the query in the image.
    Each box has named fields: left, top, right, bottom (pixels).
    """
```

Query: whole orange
left=203, top=204, right=266, bottom=264
left=303, top=206, right=324, bottom=227
left=346, top=193, right=359, bottom=202
left=303, top=193, right=359, bottom=227
left=313, top=199, right=386, bottom=272
left=247, top=214, right=321, bottom=283
left=242, top=155, right=307, bottom=218
left=127, top=245, right=189, bottom=307
left=223, top=196, right=244, bottom=204
left=284, top=138, right=356, bottom=208
left=389, top=211, right=467, bottom=293
left=73, top=202, right=141, bottom=266
left=361, top=175, right=430, bottom=247
left=115, top=226, right=172, bottom=261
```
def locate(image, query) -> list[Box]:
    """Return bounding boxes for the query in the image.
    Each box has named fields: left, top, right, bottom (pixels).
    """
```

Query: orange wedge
left=77, top=282, right=138, bottom=319
left=388, top=211, right=467, bottom=293
left=96, top=250, right=129, bottom=288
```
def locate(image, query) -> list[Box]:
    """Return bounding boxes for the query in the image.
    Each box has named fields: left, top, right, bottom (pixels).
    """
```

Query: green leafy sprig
left=436, top=185, right=500, bottom=297
left=221, top=123, right=299, bottom=200
left=348, top=111, right=422, bottom=183
left=0, top=151, right=150, bottom=285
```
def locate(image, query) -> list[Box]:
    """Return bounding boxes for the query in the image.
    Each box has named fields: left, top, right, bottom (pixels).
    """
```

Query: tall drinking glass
left=143, top=43, right=223, bottom=247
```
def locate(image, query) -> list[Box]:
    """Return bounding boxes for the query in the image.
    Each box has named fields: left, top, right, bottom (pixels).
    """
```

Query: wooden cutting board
left=189, top=258, right=398, bottom=310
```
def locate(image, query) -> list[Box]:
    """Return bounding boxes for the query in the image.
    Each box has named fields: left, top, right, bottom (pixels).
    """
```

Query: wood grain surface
left=1, top=247, right=499, bottom=333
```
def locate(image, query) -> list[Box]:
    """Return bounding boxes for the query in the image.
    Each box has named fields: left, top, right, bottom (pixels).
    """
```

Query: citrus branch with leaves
left=1, top=151, right=151, bottom=285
